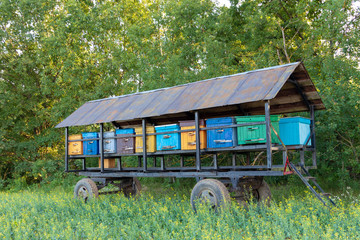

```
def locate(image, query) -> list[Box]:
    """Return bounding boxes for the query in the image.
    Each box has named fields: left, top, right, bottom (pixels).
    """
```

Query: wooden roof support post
left=142, top=118, right=148, bottom=172
left=310, top=105, right=317, bottom=167
left=100, top=123, right=104, bottom=173
left=195, top=111, right=201, bottom=171
left=82, top=158, right=86, bottom=171
left=180, top=156, right=184, bottom=168
left=265, top=101, right=272, bottom=169
left=213, top=154, right=218, bottom=170
left=118, top=157, right=122, bottom=171
left=65, top=127, right=69, bottom=172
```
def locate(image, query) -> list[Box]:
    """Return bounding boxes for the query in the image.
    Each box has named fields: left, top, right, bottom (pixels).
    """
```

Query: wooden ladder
left=289, top=162, right=336, bottom=207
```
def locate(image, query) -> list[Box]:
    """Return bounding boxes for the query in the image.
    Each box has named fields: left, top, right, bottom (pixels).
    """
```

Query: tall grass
left=0, top=188, right=360, bottom=239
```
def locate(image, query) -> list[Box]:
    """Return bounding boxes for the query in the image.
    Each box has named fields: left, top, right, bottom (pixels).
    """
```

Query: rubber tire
left=74, top=178, right=99, bottom=202
left=190, top=179, right=231, bottom=212
left=234, top=180, right=271, bottom=206
left=256, top=180, right=272, bottom=206
left=123, top=178, right=142, bottom=197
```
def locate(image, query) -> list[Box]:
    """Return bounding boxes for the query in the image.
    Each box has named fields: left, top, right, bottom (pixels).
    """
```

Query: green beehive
left=235, top=115, right=280, bottom=145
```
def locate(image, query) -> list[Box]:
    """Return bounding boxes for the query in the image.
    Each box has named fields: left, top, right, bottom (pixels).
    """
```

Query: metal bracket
left=111, top=121, right=121, bottom=128
left=230, top=177, right=240, bottom=191
left=196, top=177, right=204, bottom=182
left=91, top=178, right=107, bottom=184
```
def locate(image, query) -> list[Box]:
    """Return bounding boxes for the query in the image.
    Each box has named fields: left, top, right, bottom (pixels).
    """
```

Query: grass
left=1, top=180, right=360, bottom=239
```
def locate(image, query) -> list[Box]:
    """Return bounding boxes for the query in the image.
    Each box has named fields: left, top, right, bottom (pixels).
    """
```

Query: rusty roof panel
left=165, top=79, right=216, bottom=114
left=74, top=99, right=115, bottom=126
left=225, top=67, right=285, bottom=105
left=56, top=62, right=325, bottom=128
left=264, top=64, right=299, bottom=99
left=194, top=75, right=242, bottom=110
left=119, top=90, right=163, bottom=120
left=64, top=101, right=102, bottom=126
left=139, top=85, right=187, bottom=117
left=60, top=102, right=91, bottom=127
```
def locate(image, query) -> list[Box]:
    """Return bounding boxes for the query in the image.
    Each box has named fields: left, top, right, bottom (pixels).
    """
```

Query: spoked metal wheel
left=190, top=179, right=230, bottom=212
left=74, top=178, right=99, bottom=202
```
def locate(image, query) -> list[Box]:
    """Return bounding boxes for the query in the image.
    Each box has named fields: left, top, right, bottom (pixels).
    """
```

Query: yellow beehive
left=68, top=134, right=83, bottom=155
left=98, top=158, right=116, bottom=168
left=179, top=120, right=207, bottom=150
left=134, top=126, right=156, bottom=153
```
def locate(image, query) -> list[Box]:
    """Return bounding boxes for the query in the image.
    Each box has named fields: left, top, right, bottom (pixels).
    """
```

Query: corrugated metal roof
left=56, top=62, right=325, bottom=128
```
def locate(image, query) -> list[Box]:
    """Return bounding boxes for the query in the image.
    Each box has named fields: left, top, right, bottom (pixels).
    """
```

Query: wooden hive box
left=179, top=120, right=206, bottom=150
left=98, top=158, right=116, bottom=168
left=103, top=131, right=117, bottom=153
left=206, top=117, right=237, bottom=148
left=236, top=115, right=280, bottom=145
left=134, top=126, right=156, bottom=153
left=155, top=124, right=181, bottom=151
left=115, top=128, right=135, bottom=154
left=68, top=134, right=83, bottom=155
left=82, top=132, right=99, bottom=155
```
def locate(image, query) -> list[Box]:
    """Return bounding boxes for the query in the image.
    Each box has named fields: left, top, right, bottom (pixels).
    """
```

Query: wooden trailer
left=56, top=62, right=335, bottom=209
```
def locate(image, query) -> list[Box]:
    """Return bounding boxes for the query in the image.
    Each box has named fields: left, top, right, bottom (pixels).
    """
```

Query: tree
left=0, top=0, right=359, bottom=188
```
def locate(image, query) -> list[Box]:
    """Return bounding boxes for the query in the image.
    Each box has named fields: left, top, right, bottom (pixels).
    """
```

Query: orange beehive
left=179, top=120, right=207, bottom=150
left=98, top=158, right=116, bottom=168
left=68, top=134, right=83, bottom=155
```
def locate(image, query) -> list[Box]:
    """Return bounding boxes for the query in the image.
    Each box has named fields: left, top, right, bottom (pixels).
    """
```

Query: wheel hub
left=78, top=186, right=89, bottom=201
left=199, top=189, right=217, bottom=207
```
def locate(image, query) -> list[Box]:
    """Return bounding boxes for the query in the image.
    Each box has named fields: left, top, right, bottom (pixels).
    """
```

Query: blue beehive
left=155, top=124, right=181, bottom=151
left=206, top=117, right=237, bottom=148
left=279, top=117, right=311, bottom=146
left=82, top=132, right=99, bottom=155
left=116, top=129, right=135, bottom=135
left=103, top=131, right=117, bottom=153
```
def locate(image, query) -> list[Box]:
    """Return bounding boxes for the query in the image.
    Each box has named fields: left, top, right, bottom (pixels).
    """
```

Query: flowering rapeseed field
left=0, top=189, right=359, bottom=239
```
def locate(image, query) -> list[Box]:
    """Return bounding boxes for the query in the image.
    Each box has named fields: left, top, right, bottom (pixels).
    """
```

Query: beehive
left=134, top=126, right=156, bottom=153
left=115, top=128, right=135, bottom=154
left=206, top=117, right=236, bottom=148
left=179, top=120, right=206, bottom=150
left=155, top=124, right=181, bottom=151
left=236, top=115, right=280, bottom=145
left=68, top=134, right=83, bottom=155
left=103, top=131, right=116, bottom=153
left=82, top=132, right=99, bottom=155
left=98, top=158, right=116, bottom=168
left=279, top=117, right=311, bottom=146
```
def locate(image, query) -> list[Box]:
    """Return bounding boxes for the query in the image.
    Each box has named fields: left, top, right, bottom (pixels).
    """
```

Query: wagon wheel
left=190, top=179, right=230, bottom=212
left=234, top=180, right=272, bottom=206
left=74, top=178, right=99, bottom=202
left=256, top=180, right=272, bottom=205
left=122, top=178, right=142, bottom=197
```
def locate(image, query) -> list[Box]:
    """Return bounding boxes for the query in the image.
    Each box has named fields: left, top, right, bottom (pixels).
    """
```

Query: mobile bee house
left=56, top=62, right=334, bottom=208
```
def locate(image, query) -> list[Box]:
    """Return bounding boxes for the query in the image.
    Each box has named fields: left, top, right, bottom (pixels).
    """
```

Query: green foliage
left=0, top=189, right=360, bottom=239
left=0, top=0, right=359, bottom=188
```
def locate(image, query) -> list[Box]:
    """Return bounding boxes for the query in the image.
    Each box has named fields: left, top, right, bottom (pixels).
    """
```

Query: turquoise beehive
left=155, top=124, right=181, bottom=151
left=279, top=117, right=311, bottom=146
